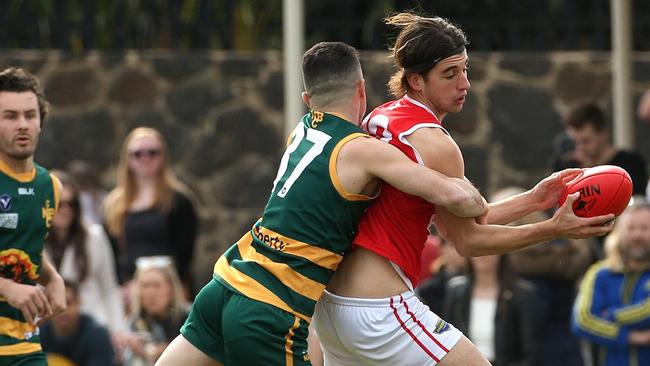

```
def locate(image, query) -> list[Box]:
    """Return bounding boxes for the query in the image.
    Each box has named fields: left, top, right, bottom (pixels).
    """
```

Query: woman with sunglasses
left=45, top=171, right=126, bottom=334
left=103, top=127, right=198, bottom=298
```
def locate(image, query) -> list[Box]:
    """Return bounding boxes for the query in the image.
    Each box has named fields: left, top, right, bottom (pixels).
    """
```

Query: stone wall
left=2, top=50, right=649, bottom=287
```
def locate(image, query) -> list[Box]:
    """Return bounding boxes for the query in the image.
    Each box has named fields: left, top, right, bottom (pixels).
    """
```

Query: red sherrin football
left=558, top=165, right=633, bottom=217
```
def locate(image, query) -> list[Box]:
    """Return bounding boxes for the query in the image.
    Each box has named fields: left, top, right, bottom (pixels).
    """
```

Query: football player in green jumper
left=0, top=67, right=66, bottom=366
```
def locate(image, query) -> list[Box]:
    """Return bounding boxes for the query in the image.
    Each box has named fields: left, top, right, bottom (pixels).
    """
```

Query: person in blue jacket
left=572, top=198, right=650, bottom=365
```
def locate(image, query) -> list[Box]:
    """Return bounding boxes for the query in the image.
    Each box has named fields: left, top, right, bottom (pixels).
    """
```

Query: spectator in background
left=45, top=170, right=126, bottom=334
left=637, top=89, right=650, bottom=123
left=123, top=256, right=189, bottom=366
left=416, top=234, right=467, bottom=316
left=636, top=89, right=650, bottom=204
left=443, top=253, right=542, bottom=366
left=572, top=198, right=650, bottom=366
left=501, top=186, right=595, bottom=366
left=562, top=102, right=648, bottom=196
left=103, top=127, right=198, bottom=296
left=41, top=280, right=115, bottom=366
left=67, top=159, right=108, bottom=226
left=549, top=131, right=580, bottom=172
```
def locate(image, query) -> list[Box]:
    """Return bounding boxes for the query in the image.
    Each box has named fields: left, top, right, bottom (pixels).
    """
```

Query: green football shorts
left=181, top=278, right=312, bottom=366
left=0, top=351, right=47, bottom=366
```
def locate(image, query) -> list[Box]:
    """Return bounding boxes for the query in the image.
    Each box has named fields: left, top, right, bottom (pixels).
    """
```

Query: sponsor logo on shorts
left=433, top=319, right=451, bottom=334
left=24, top=326, right=39, bottom=340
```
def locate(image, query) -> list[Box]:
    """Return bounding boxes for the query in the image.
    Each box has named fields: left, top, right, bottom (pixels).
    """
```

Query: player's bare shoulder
left=406, top=127, right=464, bottom=177
left=334, top=135, right=382, bottom=196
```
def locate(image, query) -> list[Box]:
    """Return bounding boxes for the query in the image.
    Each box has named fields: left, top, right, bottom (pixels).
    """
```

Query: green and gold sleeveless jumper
left=214, top=111, right=376, bottom=323
left=0, top=160, right=58, bottom=356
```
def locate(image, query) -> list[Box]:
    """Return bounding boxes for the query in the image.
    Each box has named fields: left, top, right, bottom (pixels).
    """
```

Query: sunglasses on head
left=129, top=148, right=161, bottom=159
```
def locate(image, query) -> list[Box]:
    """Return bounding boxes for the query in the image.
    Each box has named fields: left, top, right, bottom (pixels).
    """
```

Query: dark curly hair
left=0, top=67, right=50, bottom=126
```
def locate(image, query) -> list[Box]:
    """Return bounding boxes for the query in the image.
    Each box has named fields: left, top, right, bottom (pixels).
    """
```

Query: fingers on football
left=563, top=173, right=585, bottom=186
left=560, top=192, right=580, bottom=208
left=580, top=215, right=616, bottom=236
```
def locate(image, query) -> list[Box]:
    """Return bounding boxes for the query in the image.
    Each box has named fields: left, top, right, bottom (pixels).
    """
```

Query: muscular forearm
left=487, top=190, right=540, bottom=225
left=439, top=178, right=486, bottom=218
left=388, top=162, right=486, bottom=218
left=444, top=215, right=555, bottom=257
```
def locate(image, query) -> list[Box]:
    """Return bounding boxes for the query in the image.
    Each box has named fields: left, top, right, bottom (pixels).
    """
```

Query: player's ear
left=357, top=79, right=366, bottom=98
left=301, top=91, right=312, bottom=108
left=406, top=73, right=424, bottom=92
left=358, top=79, right=367, bottom=121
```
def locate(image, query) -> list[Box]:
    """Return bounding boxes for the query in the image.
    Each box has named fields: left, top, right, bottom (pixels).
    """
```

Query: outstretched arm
left=486, top=168, right=583, bottom=224
left=435, top=194, right=613, bottom=256
left=405, top=127, right=613, bottom=256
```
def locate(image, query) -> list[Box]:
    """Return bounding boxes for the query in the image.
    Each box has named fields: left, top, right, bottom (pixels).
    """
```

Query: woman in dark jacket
left=443, top=254, right=542, bottom=366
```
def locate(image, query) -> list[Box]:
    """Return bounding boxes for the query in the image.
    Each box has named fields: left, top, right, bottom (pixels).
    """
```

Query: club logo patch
left=434, top=319, right=451, bottom=334
left=42, top=199, right=55, bottom=228
left=0, top=194, right=11, bottom=211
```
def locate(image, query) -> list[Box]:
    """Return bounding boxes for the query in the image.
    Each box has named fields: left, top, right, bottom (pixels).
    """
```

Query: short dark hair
left=564, top=103, right=607, bottom=131
left=386, top=12, right=469, bottom=98
left=0, top=67, right=49, bottom=125
left=302, top=41, right=361, bottom=103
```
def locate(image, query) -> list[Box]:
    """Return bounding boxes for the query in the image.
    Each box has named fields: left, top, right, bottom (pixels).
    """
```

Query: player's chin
left=9, top=147, right=35, bottom=160
left=450, top=103, right=464, bottom=113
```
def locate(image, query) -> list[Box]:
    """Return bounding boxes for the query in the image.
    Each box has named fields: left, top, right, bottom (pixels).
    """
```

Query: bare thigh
left=437, top=335, right=492, bottom=366
left=155, top=335, right=223, bottom=366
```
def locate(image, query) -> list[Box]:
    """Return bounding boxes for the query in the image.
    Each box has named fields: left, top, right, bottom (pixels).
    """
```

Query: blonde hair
left=603, top=198, right=650, bottom=270
left=130, top=256, right=187, bottom=321
left=104, top=127, right=191, bottom=237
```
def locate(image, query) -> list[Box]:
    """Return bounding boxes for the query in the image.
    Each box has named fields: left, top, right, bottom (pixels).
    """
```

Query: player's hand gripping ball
left=558, top=165, right=633, bottom=217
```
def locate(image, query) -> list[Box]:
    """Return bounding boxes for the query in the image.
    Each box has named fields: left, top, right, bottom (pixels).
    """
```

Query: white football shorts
left=312, top=290, right=463, bottom=365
